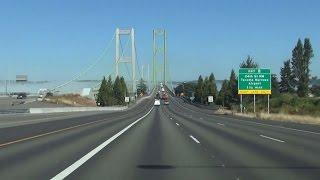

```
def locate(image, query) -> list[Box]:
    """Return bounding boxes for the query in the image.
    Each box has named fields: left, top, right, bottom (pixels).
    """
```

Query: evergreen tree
left=229, top=69, right=238, bottom=102
left=174, top=84, right=184, bottom=95
left=239, top=57, right=258, bottom=104
left=195, top=75, right=204, bottom=103
left=113, top=76, right=123, bottom=105
left=291, top=39, right=304, bottom=96
left=271, top=74, right=280, bottom=97
left=96, top=76, right=107, bottom=106
left=208, top=73, right=218, bottom=101
left=137, top=78, right=147, bottom=95
left=105, top=75, right=114, bottom=106
left=217, top=80, right=231, bottom=107
left=279, top=59, right=295, bottom=93
left=120, top=76, right=128, bottom=97
left=240, top=55, right=259, bottom=68
left=291, top=38, right=313, bottom=97
left=203, top=77, right=209, bottom=103
left=97, top=75, right=128, bottom=106
left=301, top=38, right=314, bottom=96
left=311, top=84, right=320, bottom=97
left=174, top=82, right=196, bottom=97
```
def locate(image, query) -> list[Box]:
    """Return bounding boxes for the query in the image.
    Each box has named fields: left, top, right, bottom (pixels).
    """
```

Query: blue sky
left=0, top=0, right=319, bottom=81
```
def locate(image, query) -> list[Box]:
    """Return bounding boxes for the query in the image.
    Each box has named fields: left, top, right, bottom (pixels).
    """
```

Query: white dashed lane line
left=189, top=135, right=200, bottom=144
left=260, top=134, right=285, bottom=143
left=217, top=123, right=225, bottom=126
left=175, top=123, right=180, bottom=126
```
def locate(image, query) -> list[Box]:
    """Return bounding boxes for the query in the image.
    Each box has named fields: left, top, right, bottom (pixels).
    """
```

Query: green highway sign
left=238, top=68, right=271, bottom=94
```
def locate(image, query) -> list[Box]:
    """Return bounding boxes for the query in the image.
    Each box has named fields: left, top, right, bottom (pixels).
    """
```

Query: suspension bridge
left=50, top=28, right=174, bottom=99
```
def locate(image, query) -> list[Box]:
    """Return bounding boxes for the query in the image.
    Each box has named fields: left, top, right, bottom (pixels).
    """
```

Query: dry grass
left=214, top=105, right=320, bottom=125
left=45, top=94, right=96, bottom=107
left=214, top=108, right=233, bottom=115
left=234, top=112, right=320, bottom=125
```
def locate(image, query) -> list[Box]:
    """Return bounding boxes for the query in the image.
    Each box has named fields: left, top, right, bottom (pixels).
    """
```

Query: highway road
left=0, top=95, right=319, bottom=179
left=0, top=96, right=70, bottom=114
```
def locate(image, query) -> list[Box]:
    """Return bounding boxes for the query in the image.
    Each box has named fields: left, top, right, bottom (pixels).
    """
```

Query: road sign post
left=125, top=96, right=130, bottom=106
left=254, top=94, right=256, bottom=113
left=267, top=95, right=270, bottom=114
left=240, top=94, right=243, bottom=113
left=238, top=68, right=271, bottom=114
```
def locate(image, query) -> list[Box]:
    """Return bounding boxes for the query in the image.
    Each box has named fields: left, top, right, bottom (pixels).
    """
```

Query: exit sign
left=238, top=68, right=271, bottom=94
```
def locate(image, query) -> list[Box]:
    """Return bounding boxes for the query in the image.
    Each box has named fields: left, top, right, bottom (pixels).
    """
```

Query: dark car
left=17, top=93, right=27, bottom=99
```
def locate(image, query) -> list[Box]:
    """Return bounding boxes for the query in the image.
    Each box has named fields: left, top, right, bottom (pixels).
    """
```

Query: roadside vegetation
left=45, top=94, right=96, bottom=107
left=96, top=76, right=128, bottom=106
left=137, top=78, right=147, bottom=96
left=175, top=38, right=320, bottom=117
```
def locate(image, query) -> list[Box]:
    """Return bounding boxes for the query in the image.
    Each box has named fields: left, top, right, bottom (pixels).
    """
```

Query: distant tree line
left=310, top=76, right=320, bottom=96
left=215, top=69, right=239, bottom=107
left=174, top=82, right=196, bottom=96
left=175, top=38, right=318, bottom=111
left=96, top=76, right=128, bottom=106
left=194, top=73, right=218, bottom=104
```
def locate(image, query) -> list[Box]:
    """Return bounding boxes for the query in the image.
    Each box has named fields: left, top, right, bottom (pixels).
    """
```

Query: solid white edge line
left=51, top=106, right=154, bottom=180
left=260, top=134, right=285, bottom=143
left=175, top=123, right=180, bottom=126
left=189, top=135, right=200, bottom=144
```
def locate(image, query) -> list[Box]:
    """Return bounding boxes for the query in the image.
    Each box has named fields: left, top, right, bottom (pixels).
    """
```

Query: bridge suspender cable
left=93, top=34, right=135, bottom=90
left=134, top=41, right=143, bottom=80
left=51, top=33, right=116, bottom=91
left=119, top=37, right=133, bottom=80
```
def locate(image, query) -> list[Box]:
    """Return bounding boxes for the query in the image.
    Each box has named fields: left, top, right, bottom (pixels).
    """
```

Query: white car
left=154, top=99, right=161, bottom=106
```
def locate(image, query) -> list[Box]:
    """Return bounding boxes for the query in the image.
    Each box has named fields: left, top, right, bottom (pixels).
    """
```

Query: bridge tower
left=115, top=28, right=136, bottom=95
left=153, top=29, right=167, bottom=87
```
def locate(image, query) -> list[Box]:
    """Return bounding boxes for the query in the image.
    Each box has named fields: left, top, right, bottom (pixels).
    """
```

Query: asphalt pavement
left=0, top=95, right=319, bottom=179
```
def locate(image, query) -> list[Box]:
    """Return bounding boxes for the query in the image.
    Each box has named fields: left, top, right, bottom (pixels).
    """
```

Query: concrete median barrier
left=29, top=106, right=127, bottom=114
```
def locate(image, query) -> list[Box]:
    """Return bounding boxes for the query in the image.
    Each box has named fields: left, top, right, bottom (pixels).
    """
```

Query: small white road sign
left=208, top=96, right=214, bottom=103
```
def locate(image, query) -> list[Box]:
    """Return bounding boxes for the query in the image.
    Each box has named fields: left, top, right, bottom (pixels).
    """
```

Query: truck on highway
left=37, top=88, right=49, bottom=101
left=163, top=93, right=169, bottom=105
